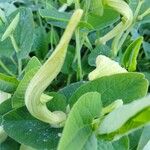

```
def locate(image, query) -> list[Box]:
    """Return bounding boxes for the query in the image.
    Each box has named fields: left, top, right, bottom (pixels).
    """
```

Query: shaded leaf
left=58, top=92, right=102, bottom=150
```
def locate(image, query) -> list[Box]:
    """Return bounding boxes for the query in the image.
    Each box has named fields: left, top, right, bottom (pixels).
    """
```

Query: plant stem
left=0, top=60, right=15, bottom=76
left=18, top=58, right=22, bottom=76
left=10, top=34, right=20, bottom=53
left=67, top=74, right=72, bottom=85
left=133, top=0, right=144, bottom=20
left=75, top=28, right=83, bottom=81
left=138, top=8, right=150, bottom=20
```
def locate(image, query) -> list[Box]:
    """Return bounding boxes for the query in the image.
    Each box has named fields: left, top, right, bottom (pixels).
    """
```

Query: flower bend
left=25, top=9, right=83, bottom=127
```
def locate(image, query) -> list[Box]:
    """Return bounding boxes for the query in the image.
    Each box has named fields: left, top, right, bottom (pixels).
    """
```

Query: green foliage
left=122, top=36, right=143, bottom=71
left=3, top=107, right=62, bottom=150
left=69, top=73, right=148, bottom=107
left=0, top=0, right=150, bottom=149
left=58, top=92, right=102, bottom=150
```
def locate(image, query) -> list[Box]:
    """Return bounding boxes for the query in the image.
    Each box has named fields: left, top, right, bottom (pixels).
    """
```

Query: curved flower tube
left=25, top=9, right=83, bottom=127
left=96, top=0, right=133, bottom=45
left=88, top=55, right=127, bottom=81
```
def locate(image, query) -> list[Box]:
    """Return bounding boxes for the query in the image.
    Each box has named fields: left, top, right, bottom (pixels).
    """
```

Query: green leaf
left=32, top=27, right=49, bottom=60
left=39, top=7, right=71, bottom=28
left=122, top=36, right=143, bottom=71
left=97, top=136, right=129, bottom=150
left=58, top=92, right=102, bottom=150
left=0, top=73, right=19, bottom=93
left=98, top=95, right=150, bottom=140
left=11, top=8, right=34, bottom=58
left=90, top=0, right=104, bottom=16
left=87, top=7, right=119, bottom=30
left=0, top=137, right=20, bottom=150
left=137, top=125, right=150, bottom=150
left=0, top=27, right=14, bottom=57
left=3, top=107, right=62, bottom=149
left=47, top=92, right=67, bottom=112
left=0, top=56, right=17, bottom=76
left=143, top=42, right=150, bottom=58
left=24, top=56, right=41, bottom=74
left=0, top=99, right=12, bottom=124
left=61, top=45, right=75, bottom=74
left=70, top=73, right=148, bottom=107
left=129, top=129, right=143, bottom=150
left=39, top=7, right=93, bottom=30
left=59, top=81, right=85, bottom=102
left=12, top=57, right=41, bottom=108
left=142, top=72, right=150, bottom=85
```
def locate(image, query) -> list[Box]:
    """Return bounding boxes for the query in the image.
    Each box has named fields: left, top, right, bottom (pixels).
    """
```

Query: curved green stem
left=0, top=60, right=15, bottom=76
left=75, top=28, right=83, bottom=80
left=25, top=9, right=83, bottom=127
left=138, top=8, right=150, bottom=20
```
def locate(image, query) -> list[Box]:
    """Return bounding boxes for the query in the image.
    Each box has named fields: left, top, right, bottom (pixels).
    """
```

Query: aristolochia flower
left=88, top=55, right=127, bottom=80
left=25, top=9, right=83, bottom=127
left=96, top=0, right=133, bottom=45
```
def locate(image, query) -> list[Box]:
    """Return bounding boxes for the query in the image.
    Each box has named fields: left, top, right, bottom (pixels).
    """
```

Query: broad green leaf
left=87, top=8, right=119, bottom=30
left=0, top=26, right=14, bottom=57
left=39, top=7, right=71, bottom=28
left=97, top=136, right=129, bottom=150
left=143, top=42, right=150, bottom=58
left=70, top=73, right=148, bottom=107
left=129, top=129, right=143, bottom=150
left=0, top=137, right=20, bottom=150
left=10, top=8, right=34, bottom=58
left=59, top=81, right=85, bottom=102
left=12, top=57, right=41, bottom=108
left=47, top=92, right=67, bottom=112
left=61, top=45, right=75, bottom=74
left=98, top=95, right=150, bottom=139
left=143, top=72, right=150, bottom=85
left=58, top=92, right=102, bottom=150
left=122, top=36, right=143, bottom=71
left=90, top=0, right=104, bottom=16
left=137, top=125, right=150, bottom=150
left=0, top=56, right=17, bottom=76
left=32, top=27, right=49, bottom=60
left=0, top=99, right=12, bottom=124
left=24, top=56, right=41, bottom=74
left=39, top=7, right=93, bottom=30
left=0, top=73, right=19, bottom=93
left=3, top=107, right=62, bottom=149
left=0, top=8, right=33, bottom=58
left=88, top=45, right=111, bottom=66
